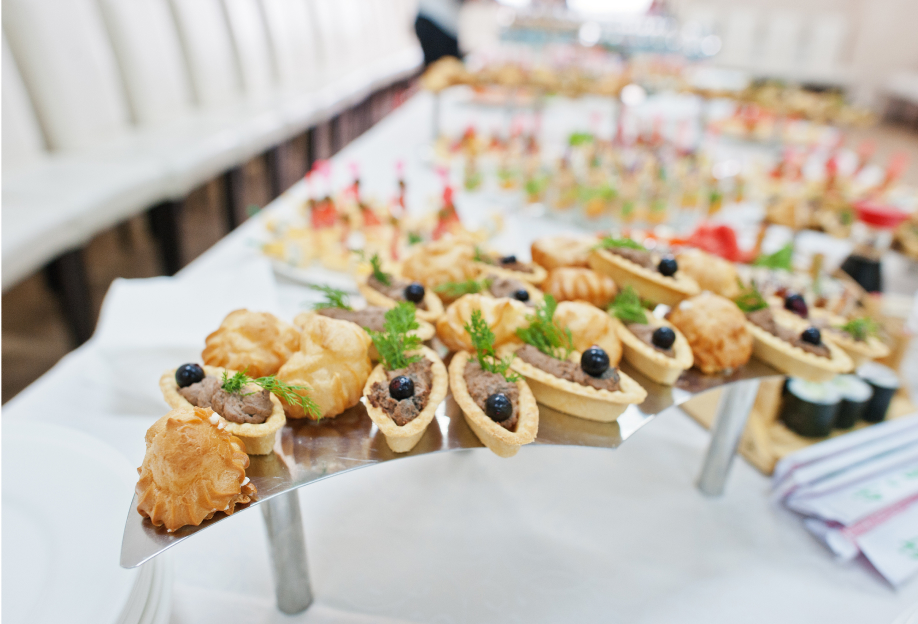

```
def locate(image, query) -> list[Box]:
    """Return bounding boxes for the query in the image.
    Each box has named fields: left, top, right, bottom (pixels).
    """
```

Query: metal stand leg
left=697, top=379, right=761, bottom=496
left=261, top=491, right=313, bottom=614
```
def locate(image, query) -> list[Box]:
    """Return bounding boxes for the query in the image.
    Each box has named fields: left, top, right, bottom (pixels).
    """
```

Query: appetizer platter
left=121, top=230, right=902, bottom=615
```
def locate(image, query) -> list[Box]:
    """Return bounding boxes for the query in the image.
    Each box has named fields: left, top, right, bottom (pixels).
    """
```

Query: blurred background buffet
left=3, top=0, right=918, bottom=623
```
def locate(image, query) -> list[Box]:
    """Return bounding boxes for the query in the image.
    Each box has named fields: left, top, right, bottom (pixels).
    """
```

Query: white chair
left=222, top=0, right=277, bottom=96
left=756, top=11, right=804, bottom=80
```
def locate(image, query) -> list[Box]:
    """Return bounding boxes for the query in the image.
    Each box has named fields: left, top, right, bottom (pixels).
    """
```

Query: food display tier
left=121, top=358, right=782, bottom=570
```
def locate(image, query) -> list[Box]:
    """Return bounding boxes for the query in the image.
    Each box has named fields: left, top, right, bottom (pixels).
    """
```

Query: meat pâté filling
left=317, top=306, right=388, bottom=332
left=515, top=344, right=621, bottom=392
left=746, top=308, right=831, bottom=358
left=464, top=360, right=520, bottom=431
left=180, top=377, right=274, bottom=424
left=367, top=358, right=434, bottom=426
left=368, top=275, right=429, bottom=310
left=607, top=247, right=655, bottom=270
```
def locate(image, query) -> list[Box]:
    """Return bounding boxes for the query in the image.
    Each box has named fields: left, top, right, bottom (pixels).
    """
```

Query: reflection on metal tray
left=121, top=359, right=781, bottom=568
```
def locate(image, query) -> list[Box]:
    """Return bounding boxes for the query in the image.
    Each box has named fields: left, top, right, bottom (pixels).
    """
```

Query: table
left=5, top=91, right=918, bottom=623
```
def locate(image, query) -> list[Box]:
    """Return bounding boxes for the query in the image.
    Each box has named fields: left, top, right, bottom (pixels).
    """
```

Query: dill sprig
left=597, top=236, right=645, bottom=251
left=435, top=277, right=493, bottom=298
left=473, top=246, right=493, bottom=264
left=836, top=317, right=880, bottom=341
left=733, top=280, right=768, bottom=313
left=608, top=286, right=648, bottom=324
left=367, top=302, right=422, bottom=371
left=568, top=131, right=594, bottom=146
left=407, top=232, right=423, bottom=245
left=220, top=370, right=320, bottom=418
left=369, top=253, right=391, bottom=286
left=753, top=243, right=794, bottom=271
left=515, top=294, right=573, bottom=360
left=309, top=284, right=351, bottom=310
left=463, top=310, right=519, bottom=382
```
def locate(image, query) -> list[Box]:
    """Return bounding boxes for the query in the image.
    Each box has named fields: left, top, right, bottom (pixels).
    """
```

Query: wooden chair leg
left=43, top=249, right=94, bottom=345
left=222, top=167, right=245, bottom=231
left=266, top=145, right=285, bottom=200
left=147, top=200, right=184, bottom=276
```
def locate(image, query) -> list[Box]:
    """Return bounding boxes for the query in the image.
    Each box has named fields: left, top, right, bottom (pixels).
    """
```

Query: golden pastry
left=668, top=292, right=753, bottom=374
left=436, top=293, right=529, bottom=352
left=159, top=365, right=287, bottom=455
left=530, top=235, right=593, bottom=270
left=675, top=248, right=741, bottom=298
left=588, top=239, right=699, bottom=306
left=400, top=237, right=478, bottom=290
left=202, top=310, right=299, bottom=378
left=136, top=406, right=257, bottom=532
left=541, top=267, right=617, bottom=308
left=276, top=313, right=373, bottom=419
left=552, top=300, right=622, bottom=365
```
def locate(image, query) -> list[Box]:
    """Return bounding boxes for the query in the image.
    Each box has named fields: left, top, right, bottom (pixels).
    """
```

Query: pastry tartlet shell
left=588, top=248, right=699, bottom=306
left=808, top=308, right=890, bottom=367
left=500, top=345, right=647, bottom=422
left=358, top=278, right=445, bottom=323
left=472, top=261, right=548, bottom=285
left=362, top=346, right=448, bottom=453
left=448, top=351, right=539, bottom=457
left=611, top=316, right=693, bottom=386
left=745, top=310, right=854, bottom=382
left=160, top=366, right=286, bottom=455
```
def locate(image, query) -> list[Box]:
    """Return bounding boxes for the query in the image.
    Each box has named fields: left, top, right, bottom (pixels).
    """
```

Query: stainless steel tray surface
left=121, top=359, right=781, bottom=568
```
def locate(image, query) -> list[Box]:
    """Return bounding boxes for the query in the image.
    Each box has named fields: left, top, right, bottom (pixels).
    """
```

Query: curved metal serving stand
left=121, top=359, right=782, bottom=613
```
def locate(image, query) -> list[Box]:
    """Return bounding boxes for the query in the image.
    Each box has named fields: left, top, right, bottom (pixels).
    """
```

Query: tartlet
left=501, top=344, right=646, bottom=422
left=358, top=276, right=445, bottom=323
left=363, top=346, right=448, bottom=453
left=471, top=252, right=548, bottom=285
left=806, top=308, right=889, bottom=367
left=611, top=317, right=693, bottom=386
left=448, top=351, right=539, bottom=457
left=589, top=248, right=699, bottom=306
left=160, top=365, right=286, bottom=456
left=541, top=267, right=618, bottom=308
left=746, top=309, right=853, bottom=382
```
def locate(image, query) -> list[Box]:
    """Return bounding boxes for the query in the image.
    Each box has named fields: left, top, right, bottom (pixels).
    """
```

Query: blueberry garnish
left=580, top=347, right=610, bottom=377
left=652, top=326, right=676, bottom=349
left=485, top=392, right=513, bottom=422
left=784, top=293, right=808, bottom=318
left=500, top=255, right=517, bottom=265
left=800, top=327, right=822, bottom=345
left=658, top=257, right=678, bottom=277
left=513, top=289, right=530, bottom=302
left=404, top=282, right=425, bottom=303
left=389, top=376, right=415, bottom=400
left=175, top=363, right=205, bottom=388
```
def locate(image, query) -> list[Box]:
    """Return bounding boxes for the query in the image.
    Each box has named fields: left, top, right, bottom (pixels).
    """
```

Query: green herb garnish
left=515, top=294, right=573, bottom=360
left=608, top=286, right=648, bottom=324
left=597, top=236, right=645, bottom=251
left=463, top=310, right=519, bottom=382
left=733, top=280, right=768, bottom=313
left=836, top=317, right=880, bottom=342
left=569, top=132, right=594, bottom=146
left=369, top=253, right=391, bottom=286
left=309, top=284, right=351, bottom=310
left=407, top=232, right=423, bottom=245
left=753, top=243, right=794, bottom=271
left=473, top=246, right=493, bottom=264
left=220, top=370, right=320, bottom=418
left=435, top=277, right=493, bottom=298
left=367, top=302, right=422, bottom=371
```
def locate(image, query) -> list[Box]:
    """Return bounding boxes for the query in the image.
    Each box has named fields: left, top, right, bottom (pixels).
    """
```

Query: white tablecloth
left=5, top=92, right=918, bottom=623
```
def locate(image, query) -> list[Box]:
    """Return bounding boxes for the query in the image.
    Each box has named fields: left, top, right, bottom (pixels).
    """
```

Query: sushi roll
left=829, top=375, right=874, bottom=429
left=856, top=362, right=901, bottom=423
left=781, top=378, right=841, bottom=438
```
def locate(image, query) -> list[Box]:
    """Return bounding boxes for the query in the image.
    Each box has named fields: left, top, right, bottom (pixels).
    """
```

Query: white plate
left=2, top=420, right=139, bottom=624
left=271, top=259, right=360, bottom=293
